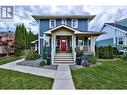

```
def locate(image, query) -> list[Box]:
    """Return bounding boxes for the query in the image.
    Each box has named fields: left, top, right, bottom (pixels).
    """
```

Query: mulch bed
left=17, top=59, right=58, bottom=70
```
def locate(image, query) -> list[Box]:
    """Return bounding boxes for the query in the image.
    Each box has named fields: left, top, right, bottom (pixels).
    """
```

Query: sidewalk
left=52, top=65, right=75, bottom=90
left=0, top=59, right=75, bottom=89
left=0, top=58, right=56, bottom=78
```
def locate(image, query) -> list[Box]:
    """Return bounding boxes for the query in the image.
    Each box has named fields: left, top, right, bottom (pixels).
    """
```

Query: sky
left=0, top=5, right=127, bottom=34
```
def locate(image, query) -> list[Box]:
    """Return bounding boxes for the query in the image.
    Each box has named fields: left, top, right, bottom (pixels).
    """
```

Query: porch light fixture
left=88, top=37, right=91, bottom=40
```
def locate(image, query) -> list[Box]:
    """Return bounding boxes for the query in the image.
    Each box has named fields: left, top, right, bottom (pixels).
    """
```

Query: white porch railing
left=83, top=46, right=91, bottom=53
left=78, top=45, right=91, bottom=53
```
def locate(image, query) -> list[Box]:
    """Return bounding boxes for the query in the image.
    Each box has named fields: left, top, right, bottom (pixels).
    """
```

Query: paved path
left=0, top=58, right=56, bottom=78
left=52, top=65, right=75, bottom=90
left=0, top=59, right=75, bottom=89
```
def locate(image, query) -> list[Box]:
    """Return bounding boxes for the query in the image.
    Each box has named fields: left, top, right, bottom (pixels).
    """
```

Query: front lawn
left=71, top=60, right=127, bottom=89
left=0, top=56, right=23, bottom=65
left=0, top=68, right=53, bottom=89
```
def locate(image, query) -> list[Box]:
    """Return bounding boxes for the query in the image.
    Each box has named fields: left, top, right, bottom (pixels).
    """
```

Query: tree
left=14, top=23, right=38, bottom=51
left=2, top=39, right=13, bottom=57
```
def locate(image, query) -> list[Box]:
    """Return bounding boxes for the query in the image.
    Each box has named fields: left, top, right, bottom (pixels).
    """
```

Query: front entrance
left=60, top=38, right=67, bottom=52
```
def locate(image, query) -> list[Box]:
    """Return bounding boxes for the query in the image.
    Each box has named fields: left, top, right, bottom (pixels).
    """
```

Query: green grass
left=0, top=68, right=53, bottom=89
left=0, top=56, right=22, bottom=65
left=71, top=60, right=127, bottom=89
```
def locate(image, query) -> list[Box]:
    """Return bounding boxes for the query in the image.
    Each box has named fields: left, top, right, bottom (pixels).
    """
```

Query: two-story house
left=96, top=18, right=127, bottom=52
left=32, top=15, right=102, bottom=64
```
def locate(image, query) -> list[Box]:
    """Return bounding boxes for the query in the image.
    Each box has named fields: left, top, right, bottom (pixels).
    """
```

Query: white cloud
left=1, top=5, right=127, bottom=34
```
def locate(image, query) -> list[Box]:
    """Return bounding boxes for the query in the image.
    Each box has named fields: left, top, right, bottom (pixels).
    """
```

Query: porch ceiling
left=75, top=32, right=104, bottom=36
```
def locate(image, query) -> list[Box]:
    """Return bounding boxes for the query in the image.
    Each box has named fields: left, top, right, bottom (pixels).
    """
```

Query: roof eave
left=32, top=15, right=96, bottom=21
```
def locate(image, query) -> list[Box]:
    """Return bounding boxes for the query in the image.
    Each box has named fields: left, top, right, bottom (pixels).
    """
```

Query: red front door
left=61, top=39, right=66, bottom=52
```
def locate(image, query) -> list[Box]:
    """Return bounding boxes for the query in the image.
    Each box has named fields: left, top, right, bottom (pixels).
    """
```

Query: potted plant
left=75, top=47, right=84, bottom=65
left=67, top=47, right=72, bottom=53
left=47, top=54, right=51, bottom=65
left=56, top=47, right=60, bottom=53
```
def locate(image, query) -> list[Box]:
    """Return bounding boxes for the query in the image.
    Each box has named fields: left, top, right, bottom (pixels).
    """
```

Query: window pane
left=78, top=38, right=83, bottom=45
left=72, top=19, right=77, bottom=28
left=50, top=20, right=55, bottom=28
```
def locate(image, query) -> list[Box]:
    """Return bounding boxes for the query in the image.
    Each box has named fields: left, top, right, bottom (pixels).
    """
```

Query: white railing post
left=51, top=35, right=54, bottom=64
left=73, top=35, right=76, bottom=64
left=90, top=36, right=96, bottom=55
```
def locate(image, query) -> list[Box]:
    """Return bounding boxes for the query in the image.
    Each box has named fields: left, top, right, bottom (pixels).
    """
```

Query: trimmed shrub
left=121, top=53, right=127, bottom=61
left=109, top=45, right=114, bottom=59
left=25, top=50, right=38, bottom=60
left=113, top=47, right=119, bottom=55
left=89, top=55, right=97, bottom=64
left=42, top=48, right=47, bottom=60
left=96, top=45, right=114, bottom=59
left=75, top=47, right=84, bottom=57
left=40, top=60, right=46, bottom=66
left=14, top=48, right=23, bottom=56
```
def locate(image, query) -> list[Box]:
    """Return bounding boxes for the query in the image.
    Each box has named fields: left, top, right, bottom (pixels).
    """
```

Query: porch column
left=54, top=35, right=56, bottom=55
left=90, top=36, right=96, bottom=55
left=73, top=35, right=76, bottom=64
left=51, top=35, right=54, bottom=64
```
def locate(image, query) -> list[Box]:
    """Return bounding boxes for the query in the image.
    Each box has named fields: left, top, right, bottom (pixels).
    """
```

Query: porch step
left=55, top=56, right=73, bottom=58
left=54, top=53, right=74, bottom=64
left=54, top=61, right=74, bottom=64
left=54, top=58, right=73, bottom=61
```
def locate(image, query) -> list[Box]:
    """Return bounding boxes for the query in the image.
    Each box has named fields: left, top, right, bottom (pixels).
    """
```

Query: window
left=61, top=19, right=66, bottom=25
left=118, top=37, right=123, bottom=45
left=71, top=19, right=78, bottom=28
left=78, top=38, right=83, bottom=46
left=43, top=39, right=50, bottom=47
left=49, top=19, right=56, bottom=28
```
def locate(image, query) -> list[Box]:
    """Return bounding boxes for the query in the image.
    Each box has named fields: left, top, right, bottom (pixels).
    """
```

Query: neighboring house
left=32, top=15, right=102, bottom=64
left=0, top=32, right=15, bottom=55
left=96, top=18, right=127, bottom=51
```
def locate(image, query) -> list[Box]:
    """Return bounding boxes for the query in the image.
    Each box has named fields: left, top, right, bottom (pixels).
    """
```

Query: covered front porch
left=55, top=36, right=92, bottom=53
left=44, top=25, right=102, bottom=64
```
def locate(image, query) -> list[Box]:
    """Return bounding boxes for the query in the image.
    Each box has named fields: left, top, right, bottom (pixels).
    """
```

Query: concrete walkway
left=0, top=59, right=75, bottom=89
left=52, top=65, right=75, bottom=90
left=0, top=58, right=56, bottom=78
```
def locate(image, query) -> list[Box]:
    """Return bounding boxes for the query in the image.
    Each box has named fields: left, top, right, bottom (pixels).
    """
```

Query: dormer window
left=49, top=19, right=56, bottom=28
left=62, top=19, right=66, bottom=25
left=71, top=19, right=78, bottom=28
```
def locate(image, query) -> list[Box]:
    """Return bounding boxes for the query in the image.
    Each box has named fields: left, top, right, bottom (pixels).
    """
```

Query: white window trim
left=61, top=19, right=66, bottom=25
left=49, top=19, right=56, bottom=28
left=71, top=19, right=78, bottom=28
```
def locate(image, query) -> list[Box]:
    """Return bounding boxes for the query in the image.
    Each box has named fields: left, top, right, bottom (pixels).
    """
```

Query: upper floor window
left=61, top=19, right=66, bottom=25
left=49, top=19, right=56, bottom=28
left=71, top=19, right=78, bottom=28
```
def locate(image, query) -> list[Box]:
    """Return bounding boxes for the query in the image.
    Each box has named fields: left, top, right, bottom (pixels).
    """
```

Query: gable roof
left=44, top=25, right=77, bottom=34
left=106, top=23, right=127, bottom=31
left=44, top=24, right=103, bottom=36
left=100, top=22, right=127, bottom=33
left=32, top=15, right=95, bottom=21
